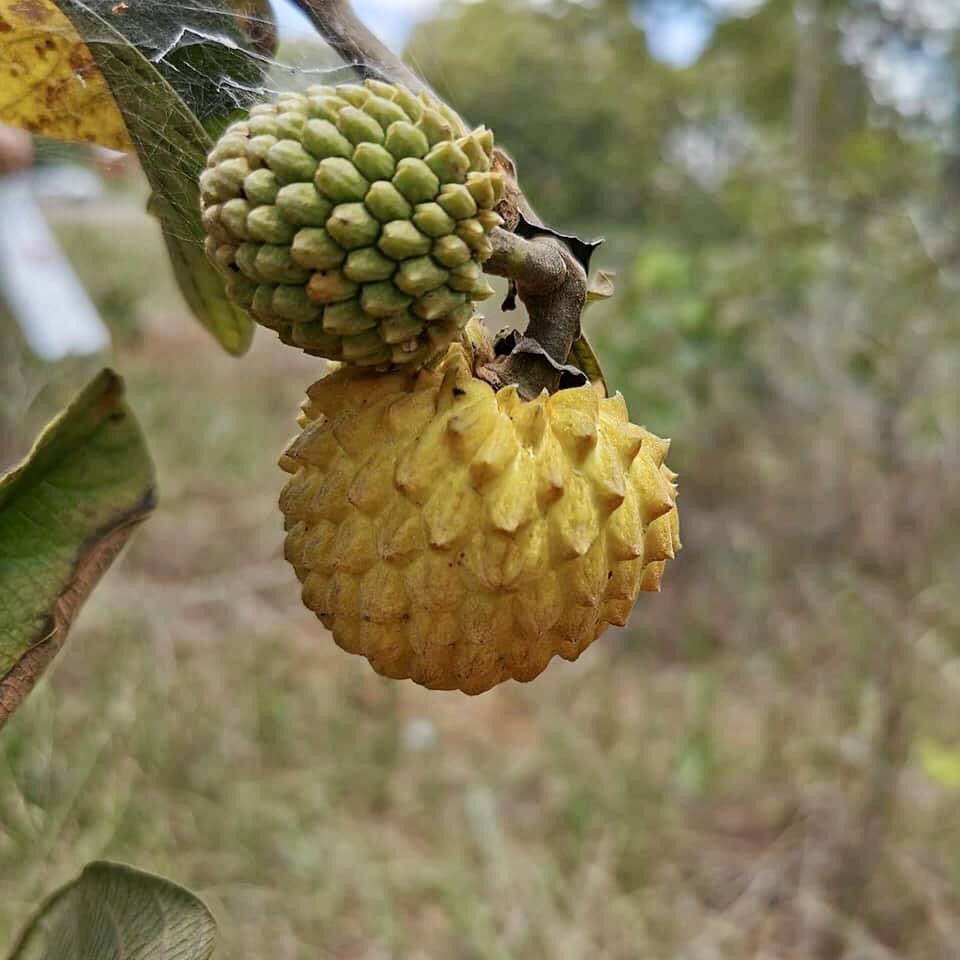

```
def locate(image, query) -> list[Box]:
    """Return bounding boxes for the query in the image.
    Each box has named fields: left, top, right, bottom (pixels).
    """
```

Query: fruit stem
left=484, top=230, right=588, bottom=397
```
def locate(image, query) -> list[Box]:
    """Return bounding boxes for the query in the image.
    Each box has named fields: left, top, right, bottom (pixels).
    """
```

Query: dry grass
left=1, top=206, right=959, bottom=959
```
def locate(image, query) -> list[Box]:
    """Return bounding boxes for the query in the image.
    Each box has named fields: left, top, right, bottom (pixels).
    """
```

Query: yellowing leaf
left=0, top=0, right=276, bottom=149
left=0, top=0, right=131, bottom=150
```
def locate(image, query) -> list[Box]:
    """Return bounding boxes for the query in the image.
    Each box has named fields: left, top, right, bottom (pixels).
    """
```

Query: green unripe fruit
left=466, top=171, right=505, bottom=208
left=307, top=269, right=359, bottom=305
left=256, top=245, right=312, bottom=284
left=365, top=181, right=412, bottom=222
left=273, top=285, right=322, bottom=323
left=413, top=202, right=455, bottom=238
left=291, top=228, right=346, bottom=271
left=336, top=84, right=371, bottom=107
left=202, top=79, right=499, bottom=366
left=315, top=157, right=370, bottom=203
left=342, top=331, right=390, bottom=364
left=276, top=183, right=332, bottom=227
left=247, top=135, right=277, bottom=165
left=204, top=235, right=228, bottom=267
left=417, top=108, right=453, bottom=146
left=200, top=157, right=248, bottom=201
left=391, top=85, right=424, bottom=121
left=201, top=204, right=228, bottom=243
left=276, top=112, right=306, bottom=139
left=433, top=98, right=470, bottom=137
left=293, top=322, right=342, bottom=357
left=208, top=135, right=248, bottom=164
left=414, top=286, right=466, bottom=321
left=344, top=247, right=396, bottom=283
left=393, top=158, right=440, bottom=204
left=447, top=260, right=495, bottom=300
left=248, top=114, right=279, bottom=138
left=385, top=121, right=429, bottom=160
left=308, top=95, right=350, bottom=124
left=361, top=281, right=413, bottom=318
left=267, top=140, right=318, bottom=183
left=447, top=259, right=483, bottom=293
left=244, top=169, right=280, bottom=206
left=432, top=235, right=472, bottom=268
left=379, top=220, right=432, bottom=260
left=277, top=93, right=309, bottom=113
left=337, top=106, right=384, bottom=145
left=322, top=300, right=377, bottom=336
left=225, top=273, right=257, bottom=308
left=215, top=246, right=238, bottom=273
left=424, top=141, right=471, bottom=184
left=235, top=242, right=261, bottom=280
left=251, top=283, right=278, bottom=322
left=364, top=79, right=400, bottom=100
left=326, top=203, right=381, bottom=250
left=458, top=132, right=492, bottom=172
left=363, top=95, right=408, bottom=127
left=394, top=256, right=449, bottom=297
left=352, top=143, right=396, bottom=182
left=471, top=280, right=496, bottom=301
left=380, top=310, right=425, bottom=345
left=247, top=205, right=296, bottom=244
left=477, top=209, right=504, bottom=233
left=455, top=218, right=486, bottom=251
left=473, top=236, right=493, bottom=263
left=302, top=119, right=353, bottom=159
left=220, top=198, right=251, bottom=240
left=436, top=184, right=477, bottom=220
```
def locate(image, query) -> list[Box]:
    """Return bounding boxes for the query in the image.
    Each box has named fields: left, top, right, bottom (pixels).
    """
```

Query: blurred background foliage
left=2, top=0, right=960, bottom=957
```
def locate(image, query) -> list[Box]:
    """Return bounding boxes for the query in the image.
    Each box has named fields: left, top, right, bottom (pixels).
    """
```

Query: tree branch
left=293, top=0, right=588, bottom=395
left=485, top=228, right=567, bottom=293
left=291, top=0, right=428, bottom=94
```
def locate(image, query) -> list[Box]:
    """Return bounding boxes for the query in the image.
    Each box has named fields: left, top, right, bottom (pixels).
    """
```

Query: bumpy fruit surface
left=200, top=79, right=505, bottom=368
left=279, top=332, right=681, bottom=694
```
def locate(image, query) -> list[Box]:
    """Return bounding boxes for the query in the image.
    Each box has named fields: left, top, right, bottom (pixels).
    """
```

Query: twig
left=290, top=0, right=588, bottom=396
left=290, top=0, right=428, bottom=94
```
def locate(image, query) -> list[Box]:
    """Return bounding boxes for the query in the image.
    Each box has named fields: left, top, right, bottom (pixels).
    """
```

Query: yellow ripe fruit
left=279, top=338, right=680, bottom=694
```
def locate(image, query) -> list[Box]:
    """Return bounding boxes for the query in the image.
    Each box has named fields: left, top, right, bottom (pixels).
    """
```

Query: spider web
left=51, top=0, right=379, bottom=247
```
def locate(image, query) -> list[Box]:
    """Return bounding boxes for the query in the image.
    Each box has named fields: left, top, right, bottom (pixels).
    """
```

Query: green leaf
left=0, top=370, right=155, bottom=731
left=7, top=861, right=216, bottom=960
left=56, top=0, right=255, bottom=356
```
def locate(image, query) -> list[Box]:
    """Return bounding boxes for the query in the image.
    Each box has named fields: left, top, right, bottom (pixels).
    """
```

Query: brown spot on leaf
left=67, top=45, right=97, bottom=79
left=0, top=17, right=12, bottom=32
left=9, top=0, right=47, bottom=23
left=112, top=1, right=129, bottom=13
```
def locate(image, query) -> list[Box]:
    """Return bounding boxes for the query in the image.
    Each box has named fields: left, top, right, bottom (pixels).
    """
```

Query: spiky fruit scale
left=279, top=337, right=680, bottom=694
left=201, top=80, right=505, bottom=369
